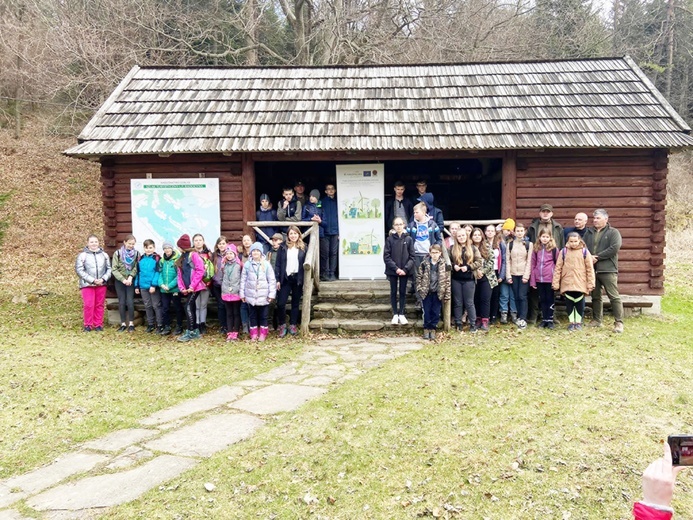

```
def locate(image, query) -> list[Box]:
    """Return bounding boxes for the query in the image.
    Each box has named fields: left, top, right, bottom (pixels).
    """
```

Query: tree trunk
left=665, top=0, right=675, bottom=99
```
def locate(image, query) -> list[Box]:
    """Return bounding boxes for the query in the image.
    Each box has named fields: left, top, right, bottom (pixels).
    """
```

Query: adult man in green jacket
left=584, top=208, right=624, bottom=333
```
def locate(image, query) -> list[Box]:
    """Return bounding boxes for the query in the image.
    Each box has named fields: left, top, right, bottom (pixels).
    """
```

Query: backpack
left=202, top=255, right=215, bottom=283
left=561, top=247, right=587, bottom=260
left=509, top=238, right=530, bottom=253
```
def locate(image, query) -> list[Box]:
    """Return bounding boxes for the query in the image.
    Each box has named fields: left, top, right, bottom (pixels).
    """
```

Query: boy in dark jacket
left=320, top=184, right=340, bottom=281
left=416, top=244, right=450, bottom=340
left=256, top=193, right=277, bottom=253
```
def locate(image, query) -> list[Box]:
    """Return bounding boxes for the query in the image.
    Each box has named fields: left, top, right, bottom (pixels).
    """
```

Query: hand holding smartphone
left=667, top=434, right=693, bottom=466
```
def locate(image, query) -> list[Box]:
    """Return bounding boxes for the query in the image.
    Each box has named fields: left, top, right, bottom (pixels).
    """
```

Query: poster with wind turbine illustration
left=336, top=164, right=385, bottom=279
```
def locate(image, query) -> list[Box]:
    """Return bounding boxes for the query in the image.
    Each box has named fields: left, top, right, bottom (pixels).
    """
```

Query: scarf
left=120, top=245, right=137, bottom=269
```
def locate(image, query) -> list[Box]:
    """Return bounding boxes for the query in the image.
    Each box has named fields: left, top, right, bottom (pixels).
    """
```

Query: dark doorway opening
left=255, top=158, right=502, bottom=222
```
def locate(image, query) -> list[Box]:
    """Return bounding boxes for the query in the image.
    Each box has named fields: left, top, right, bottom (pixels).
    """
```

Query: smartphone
left=667, top=435, right=693, bottom=466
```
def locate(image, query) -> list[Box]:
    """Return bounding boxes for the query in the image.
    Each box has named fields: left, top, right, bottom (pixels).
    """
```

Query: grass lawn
left=2, top=264, right=693, bottom=519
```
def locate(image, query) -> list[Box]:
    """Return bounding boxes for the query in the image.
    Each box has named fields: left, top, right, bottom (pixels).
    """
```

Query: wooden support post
left=241, top=154, right=255, bottom=236
left=501, top=151, right=517, bottom=219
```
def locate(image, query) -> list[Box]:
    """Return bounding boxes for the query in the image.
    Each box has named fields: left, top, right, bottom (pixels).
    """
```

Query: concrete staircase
left=309, top=280, right=422, bottom=332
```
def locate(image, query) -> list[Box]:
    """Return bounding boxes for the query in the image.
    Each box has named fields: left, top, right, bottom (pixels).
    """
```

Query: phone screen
left=668, top=435, right=693, bottom=466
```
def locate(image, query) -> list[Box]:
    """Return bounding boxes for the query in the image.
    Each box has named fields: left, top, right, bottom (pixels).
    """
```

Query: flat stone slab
left=0, top=485, right=26, bottom=509
left=375, top=336, right=421, bottom=344
left=230, top=384, right=327, bottom=415
left=83, top=428, right=158, bottom=452
left=140, top=385, right=244, bottom=425
left=144, top=413, right=263, bottom=458
left=339, top=320, right=384, bottom=331
left=301, top=376, right=336, bottom=386
left=312, top=338, right=354, bottom=347
left=308, top=319, right=340, bottom=329
left=4, top=452, right=109, bottom=496
left=28, top=455, right=197, bottom=511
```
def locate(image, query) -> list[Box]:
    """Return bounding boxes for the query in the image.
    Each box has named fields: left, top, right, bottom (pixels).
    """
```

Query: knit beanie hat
left=501, top=218, right=516, bottom=231
left=162, top=240, right=174, bottom=250
left=259, top=193, right=270, bottom=202
left=177, top=234, right=192, bottom=249
left=250, top=242, right=264, bottom=254
left=310, top=189, right=320, bottom=200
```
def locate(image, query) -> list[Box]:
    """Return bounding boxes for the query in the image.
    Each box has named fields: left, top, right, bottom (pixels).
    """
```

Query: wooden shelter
left=65, top=56, right=693, bottom=311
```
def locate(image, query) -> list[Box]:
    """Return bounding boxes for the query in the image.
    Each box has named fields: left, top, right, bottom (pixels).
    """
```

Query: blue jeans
left=510, top=276, right=528, bottom=320
left=422, top=293, right=442, bottom=330
left=499, top=279, right=517, bottom=313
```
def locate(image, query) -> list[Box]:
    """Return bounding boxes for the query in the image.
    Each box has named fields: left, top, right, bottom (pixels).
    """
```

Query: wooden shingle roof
left=65, top=56, right=693, bottom=157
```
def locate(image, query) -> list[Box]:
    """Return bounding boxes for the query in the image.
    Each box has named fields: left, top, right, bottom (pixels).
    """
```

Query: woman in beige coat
left=552, top=232, right=596, bottom=331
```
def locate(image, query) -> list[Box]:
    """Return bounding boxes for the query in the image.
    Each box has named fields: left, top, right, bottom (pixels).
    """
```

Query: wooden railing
left=246, top=221, right=320, bottom=336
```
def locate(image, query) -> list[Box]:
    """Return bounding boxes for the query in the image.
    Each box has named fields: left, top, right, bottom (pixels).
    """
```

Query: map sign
left=336, top=164, right=385, bottom=279
left=130, top=178, right=220, bottom=253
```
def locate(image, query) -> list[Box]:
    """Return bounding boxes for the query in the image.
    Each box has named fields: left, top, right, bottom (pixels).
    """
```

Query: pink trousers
left=81, top=285, right=107, bottom=327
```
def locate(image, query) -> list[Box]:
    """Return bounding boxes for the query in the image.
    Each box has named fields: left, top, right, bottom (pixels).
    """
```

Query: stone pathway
left=0, top=337, right=425, bottom=520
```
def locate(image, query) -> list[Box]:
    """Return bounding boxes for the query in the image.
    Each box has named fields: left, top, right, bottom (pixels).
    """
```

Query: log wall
left=101, top=153, right=244, bottom=255
left=515, top=148, right=667, bottom=296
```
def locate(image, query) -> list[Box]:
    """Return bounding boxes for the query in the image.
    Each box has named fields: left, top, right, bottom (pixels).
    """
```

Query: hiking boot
left=278, top=324, right=288, bottom=338
left=613, top=322, right=624, bottom=333
left=480, top=318, right=489, bottom=332
left=500, top=312, right=508, bottom=324
left=259, top=327, right=269, bottom=342
left=289, top=324, right=298, bottom=335
left=399, top=315, right=409, bottom=325
left=588, top=320, right=602, bottom=328
left=83, top=326, right=92, bottom=332
left=391, top=314, right=399, bottom=325
left=422, top=329, right=430, bottom=340
left=475, top=317, right=483, bottom=329
left=509, top=312, right=518, bottom=324
left=160, top=325, right=172, bottom=336
left=429, top=330, right=436, bottom=341
left=227, top=331, right=238, bottom=341
left=242, top=323, right=250, bottom=335
left=146, top=325, right=156, bottom=333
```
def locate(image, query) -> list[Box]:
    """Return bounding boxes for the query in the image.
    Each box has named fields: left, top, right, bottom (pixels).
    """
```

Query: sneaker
left=480, top=319, right=489, bottom=332
left=517, top=319, right=527, bottom=330
left=546, top=321, right=556, bottom=330
left=588, top=320, right=602, bottom=328
left=391, top=314, right=399, bottom=325
left=227, top=331, right=238, bottom=341
left=174, top=326, right=183, bottom=335
left=613, top=322, right=624, bottom=333
left=278, top=324, right=288, bottom=338
left=430, top=330, right=436, bottom=341
left=422, top=329, right=430, bottom=340
left=199, top=323, right=207, bottom=335
left=188, top=329, right=201, bottom=340
left=455, top=322, right=463, bottom=331
left=399, top=315, right=409, bottom=325
left=500, top=312, right=508, bottom=324
left=93, top=326, right=103, bottom=332
left=117, top=324, right=127, bottom=332
left=567, top=323, right=575, bottom=332
left=509, top=312, right=518, bottom=324
left=160, top=326, right=172, bottom=336
left=146, top=325, right=156, bottom=333
left=220, top=327, right=227, bottom=336
left=127, top=325, right=135, bottom=332
left=289, top=324, right=298, bottom=335
left=574, top=323, right=584, bottom=331
left=177, top=330, right=192, bottom=342
left=83, top=326, right=91, bottom=332
left=469, top=325, right=478, bottom=334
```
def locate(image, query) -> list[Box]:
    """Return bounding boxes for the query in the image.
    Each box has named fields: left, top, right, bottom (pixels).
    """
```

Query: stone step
left=308, top=318, right=423, bottom=332
left=312, top=302, right=419, bottom=321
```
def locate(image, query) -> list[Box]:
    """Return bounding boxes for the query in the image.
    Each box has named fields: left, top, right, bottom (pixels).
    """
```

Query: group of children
left=75, top=226, right=313, bottom=342
left=382, top=203, right=597, bottom=339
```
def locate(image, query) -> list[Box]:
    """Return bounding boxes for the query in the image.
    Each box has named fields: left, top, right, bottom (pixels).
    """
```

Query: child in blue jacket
left=135, top=239, right=163, bottom=333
